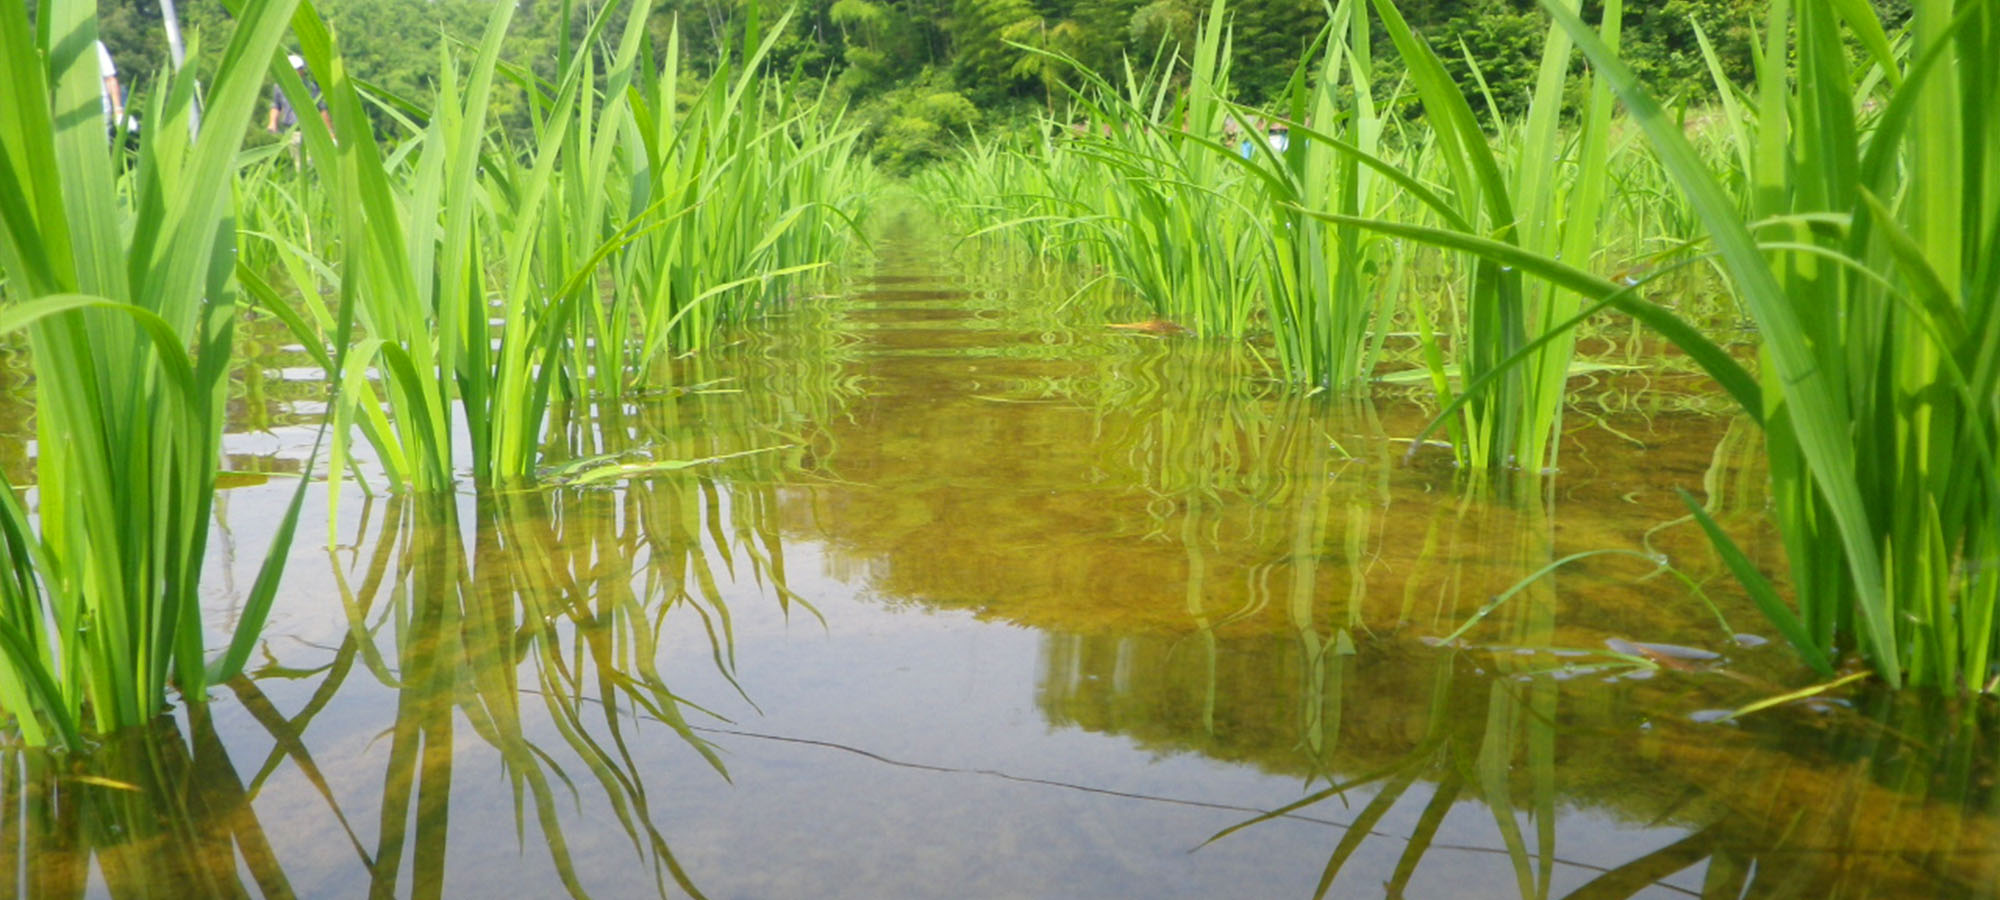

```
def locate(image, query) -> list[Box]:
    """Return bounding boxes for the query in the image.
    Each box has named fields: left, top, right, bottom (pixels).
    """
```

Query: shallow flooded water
left=7, top=217, right=2000, bottom=899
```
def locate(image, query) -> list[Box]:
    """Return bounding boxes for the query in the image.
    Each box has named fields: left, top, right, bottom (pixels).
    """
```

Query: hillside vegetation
left=92, top=0, right=1789, bottom=167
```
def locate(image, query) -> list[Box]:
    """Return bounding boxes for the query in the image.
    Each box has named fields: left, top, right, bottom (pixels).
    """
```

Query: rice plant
left=1541, top=0, right=2000, bottom=690
left=287, top=0, right=647, bottom=492
left=933, top=0, right=1655, bottom=453
left=0, top=0, right=319, bottom=746
left=250, top=0, right=873, bottom=497
left=1359, top=0, right=1999, bottom=690
left=1222, top=0, right=1395, bottom=390
left=619, top=21, right=873, bottom=381
left=1245, top=0, right=1627, bottom=476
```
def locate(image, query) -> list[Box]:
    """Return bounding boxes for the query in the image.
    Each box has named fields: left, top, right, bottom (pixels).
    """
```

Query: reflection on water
left=6, top=462, right=804, bottom=897
left=1, top=709, right=289, bottom=898
left=4, top=213, right=1999, bottom=898
left=1040, top=626, right=2000, bottom=897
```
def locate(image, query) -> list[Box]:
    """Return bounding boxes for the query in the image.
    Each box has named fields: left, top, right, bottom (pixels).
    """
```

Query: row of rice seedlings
left=0, top=0, right=868, bottom=745
left=616, top=20, right=873, bottom=385
left=993, top=2, right=1274, bottom=338
left=914, top=136, right=1092, bottom=271
left=528, top=13, right=871, bottom=468
left=553, top=16, right=861, bottom=401
left=1567, top=0, right=1998, bottom=690
left=1384, top=0, right=1998, bottom=689
left=929, top=0, right=1666, bottom=478
left=251, top=0, right=872, bottom=496
left=913, top=85, right=1265, bottom=328
left=0, top=0, right=323, bottom=747
left=1270, top=0, right=1624, bottom=477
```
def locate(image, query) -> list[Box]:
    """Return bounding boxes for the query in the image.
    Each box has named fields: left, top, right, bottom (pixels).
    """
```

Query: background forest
left=92, top=0, right=1882, bottom=169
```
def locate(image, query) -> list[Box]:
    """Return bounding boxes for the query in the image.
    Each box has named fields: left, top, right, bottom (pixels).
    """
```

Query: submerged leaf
left=562, top=446, right=792, bottom=487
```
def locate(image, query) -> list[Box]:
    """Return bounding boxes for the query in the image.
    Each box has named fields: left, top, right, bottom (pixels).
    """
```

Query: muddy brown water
left=5, top=224, right=1999, bottom=899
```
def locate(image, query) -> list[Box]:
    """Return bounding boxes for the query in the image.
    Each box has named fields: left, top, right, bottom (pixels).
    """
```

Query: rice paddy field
left=3, top=0, right=1999, bottom=896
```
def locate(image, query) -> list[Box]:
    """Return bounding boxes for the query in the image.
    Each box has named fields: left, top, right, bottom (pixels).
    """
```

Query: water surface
left=6, top=221, right=1998, bottom=899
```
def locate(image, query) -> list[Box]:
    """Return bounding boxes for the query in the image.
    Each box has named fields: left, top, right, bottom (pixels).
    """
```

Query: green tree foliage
left=84, top=0, right=1786, bottom=166
left=92, top=0, right=236, bottom=94
left=1127, top=0, right=1197, bottom=56
left=1068, top=0, right=1142, bottom=73
left=1228, top=0, right=1327, bottom=100
left=950, top=0, right=1043, bottom=101
left=831, top=0, right=945, bottom=92
left=1378, top=0, right=1760, bottom=118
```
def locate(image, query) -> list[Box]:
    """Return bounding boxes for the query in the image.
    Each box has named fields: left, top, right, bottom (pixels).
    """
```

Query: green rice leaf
left=1543, top=0, right=1899, bottom=684
left=1680, top=490, right=1833, bottom=675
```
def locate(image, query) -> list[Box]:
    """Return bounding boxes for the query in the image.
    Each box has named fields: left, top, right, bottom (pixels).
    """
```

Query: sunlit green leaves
left=0, top=0, right=312, bottom=745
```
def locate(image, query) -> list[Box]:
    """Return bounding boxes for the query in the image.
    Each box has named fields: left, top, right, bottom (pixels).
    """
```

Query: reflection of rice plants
left=1083, top=341, right=1393, bottom=755
left=561, top=286, right=866, bottom=483
left=1273, top=500, right=1564, bottom=898
left=0, top=708, right=299, bottom=896
left=1197, top=649, right=2000, bottom=899
left=307, top=459, right=801, bottom=896
left=0, top=455, right=803, bottom=897
left=327, top=497, right=673, bottom=896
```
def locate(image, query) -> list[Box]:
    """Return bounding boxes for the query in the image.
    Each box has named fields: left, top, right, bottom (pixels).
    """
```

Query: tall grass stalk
left=0, top=0, right=318, bottom=746
left=1538, top=0, right=2000, bottom=689
left=1230, top=0, right=1391, bottom=389
left=266, top=0, right=869, bottom=495
left=939, top=0, right=1649, bottom=431
left=1370, top=0, right=1999, bottom=688
left=1346, top=0, right=1622, bottom=475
